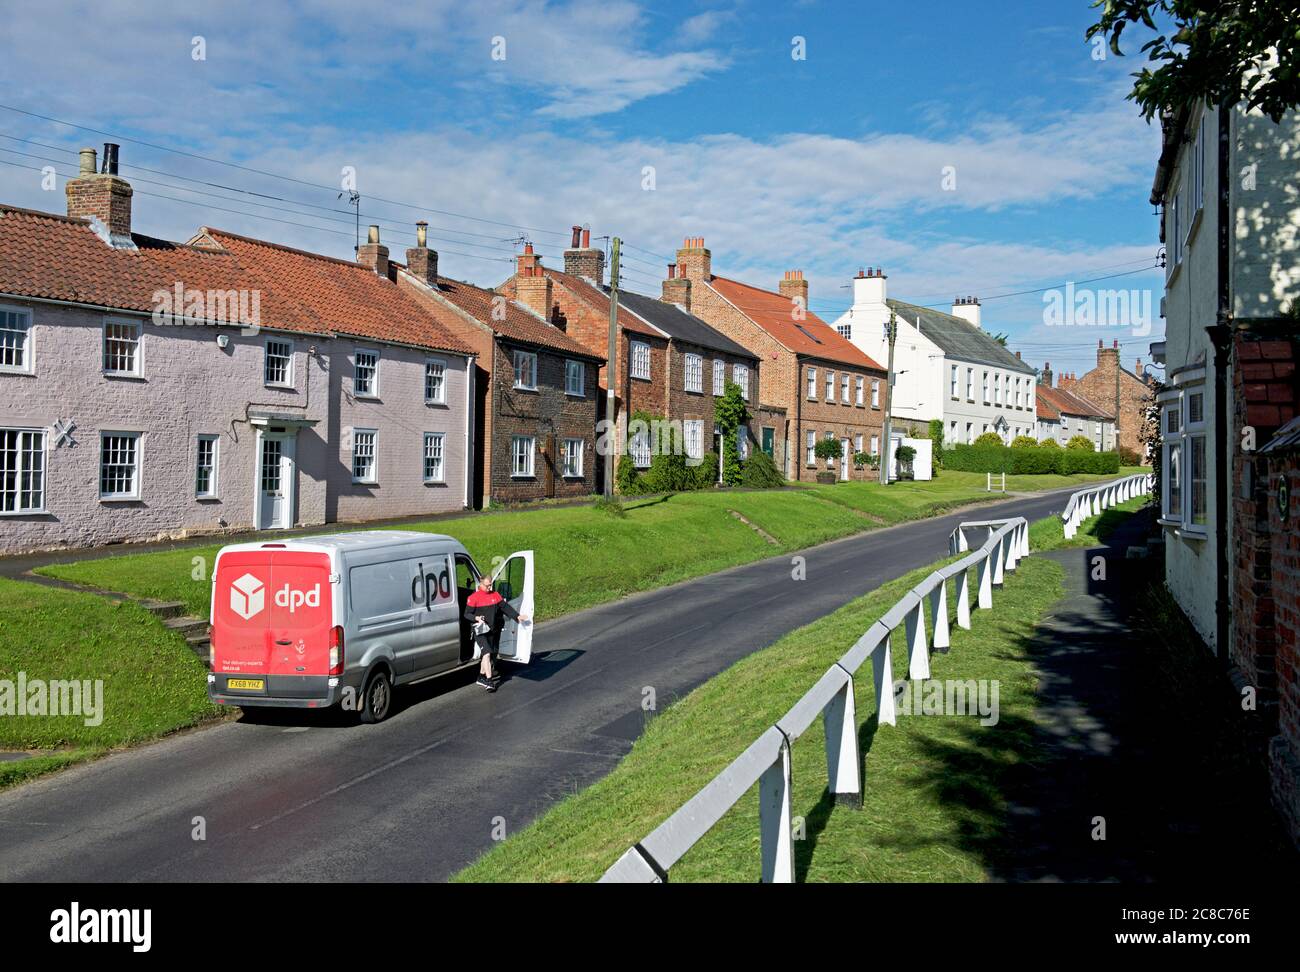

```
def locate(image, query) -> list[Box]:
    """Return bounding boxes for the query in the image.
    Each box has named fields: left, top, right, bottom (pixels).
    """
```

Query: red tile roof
left=541, top=268, right=663, bottom=338
left=1036, top=393, right=1061, bottom=421
left=0, top=204, right=473, bottom=355
left=1037, top=383, right=1113, bottom=420
left=200, top=229, right=472, bottom=355
left=404, top=267, right=600, bottom=360
left=707, top=275, right=884, bottom=371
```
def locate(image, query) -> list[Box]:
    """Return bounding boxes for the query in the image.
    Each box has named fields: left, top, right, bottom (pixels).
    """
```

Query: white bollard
left=873, top=635, right=896, bottom=726
left=977, top=549, right=994, bottom=608
left=930, top=579, right=950, bottom=651
left=824, top=675, right=861, bottom=805
left=905, top=600, right=930, bottom=680
left=759, top=741, right=794, bottom=883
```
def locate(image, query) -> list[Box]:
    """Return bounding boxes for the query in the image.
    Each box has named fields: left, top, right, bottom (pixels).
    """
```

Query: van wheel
left=360, top=670, right=393, bottom=724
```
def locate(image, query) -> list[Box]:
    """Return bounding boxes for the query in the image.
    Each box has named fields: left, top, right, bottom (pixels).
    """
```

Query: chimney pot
left=367, top=224, right=380, bottom=245
left=571, top=225, right=582, bottom=248
left=415, top=221, right=428, bottom=248
left=524, top=242, right=533, bottom=254
left=667, top=264, right=676, bottom=279
left=581, top=228, right=591, bottom=248
left=78, top=147, right=97, bottom=176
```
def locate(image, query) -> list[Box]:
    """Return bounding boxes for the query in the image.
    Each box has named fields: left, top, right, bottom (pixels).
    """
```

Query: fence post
left=905, top=599, right=930, bottom=680
left=1004, top=530, right=1019, bottom=571
left=759, top=740, right=794, bottom=883
left=991, top=536, right=1005, bottom=586
left=956, top=567, right=972, bottom=628
left=824, top=672, right=861, bottom=806
left=873, top=634, right=897, bottom=726
left=930, top=579, right=950, bottom=652
left=977, top=548, right=994, bottom=608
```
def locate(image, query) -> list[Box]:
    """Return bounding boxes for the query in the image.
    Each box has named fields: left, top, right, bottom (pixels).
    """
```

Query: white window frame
left=825, top=370, right=835, bottom=401
left=870, top=434, right=879, bottom=457
left=565, top=358, right=585, bottom=397
left=805, top=430, right=816, bottom=467
left=982, top=371, right=990, bottom=404
left=839, top=373, right=849, bottom=404
left=1184, top=389, right=1207, bottom=532
left=354, top=349, right=380, bottom=398
left=1160, top=398, right=1183, bottom=523
left=734, top=363, right=750, bottom=400
left=264, top=338, right=294, bottom=388
left=425, top=357, right=447, bottom=404
left=351, top=428, right=378, bottom=484
left=561, top=437, right=584, bottom=478
left=630, top=341, right=651, bottom=381
left=99, top=430, right=141, bottom=501
left=950, top=365, right=958, bottom=399
left=0, top=427, right=47, bottom=513
left=684, top=353, right=703, bottom=394
left=966, top=368, right=973, bottom=399
left=0, top=304, right=34, bottom=374
left=513, top=349, right=538, bottom=391
left=713, top=358, right=725, bottom=396
left=870, top=378, right=880, bottom=408
left=629, top=427, right=652, bottom=469
left=684, top=420, right=704, bottom=461
left=511, top=435, right=536, bottom=477
left=856, top=375, right=865, bottom=406
left=423, top=432, right=445, bottom=483
left=195, top=434, right=220, bottom=499
left=102, top=318, right=143, bottom=378
left=807, top=367, right=817, bottom=400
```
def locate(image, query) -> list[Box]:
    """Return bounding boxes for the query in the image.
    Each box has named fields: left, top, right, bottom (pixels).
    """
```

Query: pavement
left=0, top=487, right=1077, bottom=882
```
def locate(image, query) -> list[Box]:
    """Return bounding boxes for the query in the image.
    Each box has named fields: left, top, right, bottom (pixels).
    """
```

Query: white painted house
left=832, top=270, right=1039, bottom=445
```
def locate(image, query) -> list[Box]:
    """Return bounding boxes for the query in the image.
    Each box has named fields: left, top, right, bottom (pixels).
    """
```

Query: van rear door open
left=213, top=549, right=334, bottom=688
left=491, top=550, right=534, bottom=664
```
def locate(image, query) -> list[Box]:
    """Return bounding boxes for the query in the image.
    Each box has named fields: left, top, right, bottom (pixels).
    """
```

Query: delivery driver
left=466, top=574, right=530, bottom=691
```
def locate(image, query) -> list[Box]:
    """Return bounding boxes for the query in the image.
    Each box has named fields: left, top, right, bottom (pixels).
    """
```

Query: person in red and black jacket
left=465, top=574, right=530, bottom=691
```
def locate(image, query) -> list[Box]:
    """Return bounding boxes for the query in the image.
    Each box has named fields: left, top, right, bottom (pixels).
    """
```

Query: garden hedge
left=943, top=443, right=1120, bottom=475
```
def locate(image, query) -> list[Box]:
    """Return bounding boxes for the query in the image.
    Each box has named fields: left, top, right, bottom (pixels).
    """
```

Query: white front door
left=840, top=438, right=851, bottom=481
left=491, top=550, right=535, bottom=664
left=257, top=433, right=295, bottom=530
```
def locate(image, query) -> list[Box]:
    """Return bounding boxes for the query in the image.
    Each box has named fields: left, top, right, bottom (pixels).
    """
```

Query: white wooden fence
left=1060, top=473, right=1153, bottom=539
left=600, top=515, right=1031, bottom=883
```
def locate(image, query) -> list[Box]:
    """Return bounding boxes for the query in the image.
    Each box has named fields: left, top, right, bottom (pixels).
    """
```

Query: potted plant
left=895, top=444, right=916, bottom=480
left=813, top=438, right=843, bottom=484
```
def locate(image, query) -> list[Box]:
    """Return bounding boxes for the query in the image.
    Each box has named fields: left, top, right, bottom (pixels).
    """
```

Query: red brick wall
left=1265, top=450, right=1300, bottom=847
left=1073, top=343, right=1153, bottom=460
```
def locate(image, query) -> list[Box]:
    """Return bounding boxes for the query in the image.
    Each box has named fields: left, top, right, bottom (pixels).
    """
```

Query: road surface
left=0, top=489, right=1071, bottom=881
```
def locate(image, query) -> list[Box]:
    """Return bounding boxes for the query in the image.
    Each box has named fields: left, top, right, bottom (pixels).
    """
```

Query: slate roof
left=617, top=289, right=757, bottom=361
left=888, top=298, right=1035, bottom=375
left=709, top=275, right=884, bottom=371
left=542, top=268, right=662, bottom=338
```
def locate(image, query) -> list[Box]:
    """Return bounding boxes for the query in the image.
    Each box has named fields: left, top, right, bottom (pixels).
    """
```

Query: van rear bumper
left=208, top=673, right=345, bottom=709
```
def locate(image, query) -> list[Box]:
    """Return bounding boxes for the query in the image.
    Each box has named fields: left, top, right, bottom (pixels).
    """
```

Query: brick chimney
left=952, top=296, right=982, bottom=328
left=65, top=144, right=133, bottom=243
left=1097, top=337, right=1119, bottom=368
left=676, top=236, right=711, bottom=281
left=562, top=225, right=605, bottom=285
left=357, top=224, right=389, bottom=277
left=405, top=221, right=438, bottom=285
left=1040, top=361, right=1053, bottom=387
left=778, top=270, right=808, bottom=307
left=1059, top=370, right=1078, bottom=392
left=515, top=243, right=554, bottom=320
left=662, top=263, right=691, bottom=310
left=1135, top=357, right=1144, bottom=378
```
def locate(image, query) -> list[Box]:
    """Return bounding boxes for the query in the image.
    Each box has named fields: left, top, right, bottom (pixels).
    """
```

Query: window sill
left=352, top=479, right=378, bottom=486
left=103, top=372, right=145, bottom=381
left=0, top=367, right=34, bottom=377
left=631, top=375, right=651, bottom=383
left=353, top=393, right=381, bottom=401
left=99, top=496, right=141, bottom=503
left=565, top=391, right=586, bottom=399
left=196, top=495, right=221, bottom=503
left=562, top=474, right=585, bottom=480
left=512, top=385, right=538, bottom=393
left=510, top=474, right=536, bottom=480
left=0, top=508, right=48, bottom=516
left=265, top=383, right=295, bottom=392
left=425, top=399, right=448, bottom=407
left=424, top=479, right=447, bottom=486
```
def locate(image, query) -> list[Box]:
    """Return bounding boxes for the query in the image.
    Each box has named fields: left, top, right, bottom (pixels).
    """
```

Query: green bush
left=740, top=448, right=785, bottom=488
left=1039, top=438, right=1062, bottom=449
left=974, top=431, right=1003, bottom=447
left=1118, top=445, right=1141, bottom=466
left=813, top=438, right=844, bottom=462
left=642, top=451, right=691, bottom=493
left=691, top=451, right=719, bottom=490
left=944, top=443, right=1120, bottom=475
left=1011, top=435, right=1038, bottom=449
left=929, top=418, right=944, bottom=449
left=1067, top=435, right=1095, bottom=451
left=615, top=454, right=644, bottom=494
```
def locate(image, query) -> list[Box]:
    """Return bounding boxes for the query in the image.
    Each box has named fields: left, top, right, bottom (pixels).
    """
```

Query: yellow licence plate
left=227, top=678, right=265, bottom=691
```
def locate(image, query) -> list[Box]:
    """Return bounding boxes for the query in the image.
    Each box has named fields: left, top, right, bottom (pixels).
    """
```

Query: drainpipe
left=1206, top=101, right=1232, bottom=663
left=464, top=354, right=475, bottom=510
left=795, top=355, right=804, bottom=482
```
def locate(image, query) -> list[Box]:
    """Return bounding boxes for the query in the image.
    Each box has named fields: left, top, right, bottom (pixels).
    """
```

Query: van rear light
left=329, top=626, right=345, bottom=675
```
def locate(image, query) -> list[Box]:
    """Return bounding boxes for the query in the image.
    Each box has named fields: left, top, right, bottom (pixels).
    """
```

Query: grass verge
left=0, top=578, right=219, bottom=789
left=455, top=547, right=1066, bottom=882
left=1028, top=494, right=1150, bottom=552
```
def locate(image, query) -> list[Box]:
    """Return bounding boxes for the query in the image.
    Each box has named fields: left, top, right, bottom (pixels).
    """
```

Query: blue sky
left=0, top=0, right=1166, bottom=377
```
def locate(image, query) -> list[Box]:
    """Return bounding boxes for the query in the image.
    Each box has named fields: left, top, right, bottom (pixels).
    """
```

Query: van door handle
left=275, top=639, right=292, bottom=646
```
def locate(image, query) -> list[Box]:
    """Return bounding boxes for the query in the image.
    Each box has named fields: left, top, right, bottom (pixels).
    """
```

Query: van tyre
left=360, top=669, right=393, bottom=724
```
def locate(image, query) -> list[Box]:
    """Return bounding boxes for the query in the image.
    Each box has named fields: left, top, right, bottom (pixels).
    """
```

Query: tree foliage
left=1087, top=1, right=1300, bottom=123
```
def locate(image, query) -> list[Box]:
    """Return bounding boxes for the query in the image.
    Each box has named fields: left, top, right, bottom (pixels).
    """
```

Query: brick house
left=1034, top=371, right=1116, bottom=449
left=1061, top=339, right=1152, bottom=461
left=394, top=231, right=601, bottom=507
left=0, top=146, right=475, bottom=554
left=662, top=237, right=886, bottom=481
left=498, top=230, right=762, bottom=487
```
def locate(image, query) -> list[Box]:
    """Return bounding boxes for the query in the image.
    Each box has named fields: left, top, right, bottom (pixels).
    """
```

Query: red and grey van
left=208, top=531, right=534, bottom=722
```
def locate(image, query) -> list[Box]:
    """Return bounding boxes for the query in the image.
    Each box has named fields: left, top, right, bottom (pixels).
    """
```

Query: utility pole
left=603, top=237, right=621, bottom=498
left=879, top=309, right=898, bottom=485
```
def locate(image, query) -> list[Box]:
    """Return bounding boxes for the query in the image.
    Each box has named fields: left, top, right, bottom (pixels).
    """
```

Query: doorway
left=255, top=431, right=296, bottom=530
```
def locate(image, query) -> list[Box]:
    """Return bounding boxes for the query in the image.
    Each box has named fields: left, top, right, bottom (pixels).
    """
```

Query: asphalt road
left=0, top=489, right=1073, bottom=882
